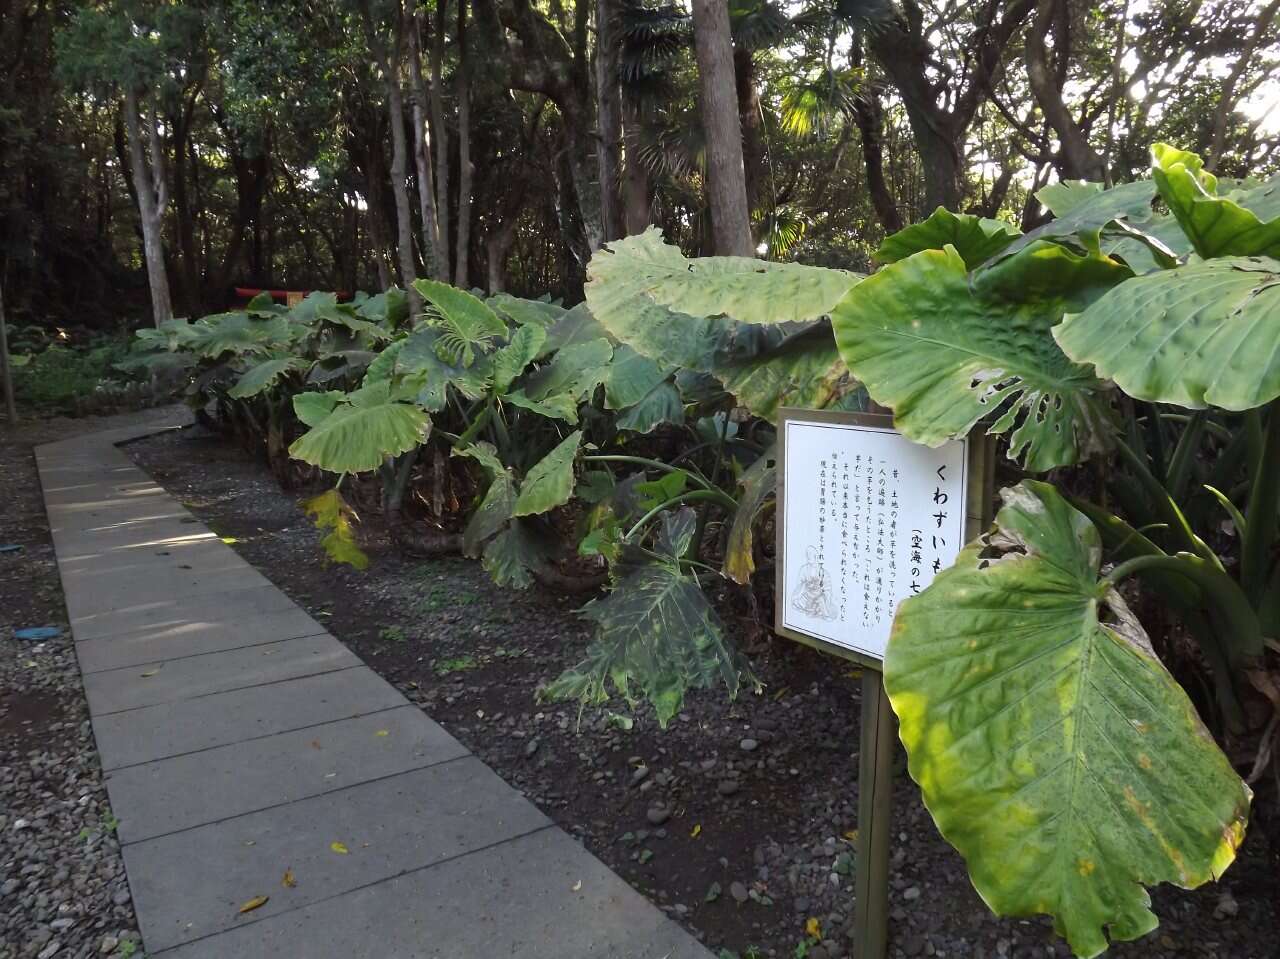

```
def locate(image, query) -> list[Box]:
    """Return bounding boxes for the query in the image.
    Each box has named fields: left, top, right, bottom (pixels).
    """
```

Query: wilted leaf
left=300, top=489, right=369, bottom=570
left=281, top=870, right=296, bottom=889
left=805, top=918, right=822, bottom=939
left=330, top=841, right=349, bottom=855
left=238, top=895, right=269, bottom=914
left=885, top=481, right=1251, bottom=958
left=724, top=450, right=776, bottom=584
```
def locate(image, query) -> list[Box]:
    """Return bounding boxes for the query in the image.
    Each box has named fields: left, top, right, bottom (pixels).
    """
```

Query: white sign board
left=777, top=411, right=969, bottom=665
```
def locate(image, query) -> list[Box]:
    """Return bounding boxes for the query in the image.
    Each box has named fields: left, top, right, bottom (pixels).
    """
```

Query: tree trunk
left=454, top=0, right=474, bottom=288
left=0, top=274, right=17, bottom=424
left=408, top=10, right=447, bottom=280
left=1024, top=0, right=1107, bottom=181
left=385, top=21, right=421, bottom=307
left=852, top=91, right=903, bottom=234
left=621, top=98, right=650, bottom=234
left=690, top=0, right=753, bottom=256
left=734, top=46, right=764, bottom=215
left=595, top=0, right=624, bottom=241
left=123, top=87, right=173, bottom=327
left=431, top=0, right=451, bottom=280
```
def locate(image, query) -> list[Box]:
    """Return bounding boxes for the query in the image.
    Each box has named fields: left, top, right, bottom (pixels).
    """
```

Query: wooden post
left=0, top=276, right=17, bottom=425
left=853, top=669, right=896, bottom=959
left=852, top=430, right=994, bottom=959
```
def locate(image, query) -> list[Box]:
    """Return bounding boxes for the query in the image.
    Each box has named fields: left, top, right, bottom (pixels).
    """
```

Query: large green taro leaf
left=587, top=233, right=856, bottom=421
left=187, top=312, right=290, bottom=358
left=397, top=328, right=491, bottom=409
left=1151, top=144, right=1280, bottom=258
left=488, top=293, right=565, bottom=329
left=491, top=324, right=546, bottom=393
left=616, top=381, right=684, bottom=433
left=412, top=279, right=508, bottom=366
left=541, top=509, right=751, bottom=726
left=830, top=244, right=1125, bottom=470
left=288, top=381, right=430, bottom=474
left=455, top=443, right=516, bottom=556
left=875, top=207, right=1020, bottom=269
left=1055, top=257, right=1280, bottom=410
left=522, top=339, right=613, bottom=401
left=512, top=430, right=582, bottom=517
left=601, top=227, right=859, bottom=323
left=482, top=520, right=551, bottom=589
left=885, top=481, right=1251, bottom=959
left=604, top=344, right=669, bottom=410
left=228, top=356, right=306, bottom=399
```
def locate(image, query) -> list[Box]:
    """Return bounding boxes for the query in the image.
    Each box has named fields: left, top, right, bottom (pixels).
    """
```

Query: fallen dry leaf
left=281, top=869, right=296, bottom=889
left=375, top=730, right=389, bottom=737
left=690, top=824, right=702, bottom=838
left=238, top=896, right=269, bottom=914
left=806, top=917, right=822, bottom=939
left=330, top=841, right=349, bottom=855
left=571, top=880, right=582, bottom=892
left=140, top=668, right=161, bottom=678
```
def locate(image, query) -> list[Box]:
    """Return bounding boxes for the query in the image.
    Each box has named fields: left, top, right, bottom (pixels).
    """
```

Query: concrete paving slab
left=42, top=480, right=169, bottom=511
left=57, top=537, right=250, bottom=585
left=83, top=634, right=361, bottom=714
left=63, top=561, right=270, bottom=620
left=46, top=501, right=196, bottom=535
left=71, top=583, right=301, bottom=642
left=153, top=826, right=709, bottom=959
left=91, top=667, right=410, bottom=769
left=107, top=705, right=468, bottom=842
left=123, top=759, right=552, bottom=952
left=76, top=605, right=325, bottom=674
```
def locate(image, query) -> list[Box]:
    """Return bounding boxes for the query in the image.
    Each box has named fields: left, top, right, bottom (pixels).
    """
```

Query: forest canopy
left=2, top=0, right=1277, bottom=328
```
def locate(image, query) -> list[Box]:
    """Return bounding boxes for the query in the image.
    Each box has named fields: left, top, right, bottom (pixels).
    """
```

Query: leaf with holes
left=830, top=243, right=1127, bottom=470
left=884, top=481, right=1250, bottom=958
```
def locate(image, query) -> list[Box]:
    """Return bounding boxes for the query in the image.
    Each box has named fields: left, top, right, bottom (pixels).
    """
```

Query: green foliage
left=874, top=207, right=1020, bottom=268
left=10, top=337, right=139, bottom=411
left=542, top=510, right=753, bottom=727
left=886, top=482, right=1250, bottom=957
left=830, top=242, right=1127, bottom=470
left=512, top=431, right=583, bottom=517
left=288, top=381, right=430, bottom=473
left=412, top=279, right=508, bottom=366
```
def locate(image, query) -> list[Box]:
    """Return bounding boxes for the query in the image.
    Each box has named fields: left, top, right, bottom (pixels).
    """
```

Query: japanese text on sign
left=778, top=414, right=968, bottom=664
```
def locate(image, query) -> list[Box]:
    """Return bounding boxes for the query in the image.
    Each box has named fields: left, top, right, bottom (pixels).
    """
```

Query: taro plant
left=826, top=144, right=1278, bottom=957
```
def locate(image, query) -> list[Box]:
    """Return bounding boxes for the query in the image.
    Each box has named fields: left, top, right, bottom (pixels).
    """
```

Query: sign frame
left=773, top=406, right=995, bottom=959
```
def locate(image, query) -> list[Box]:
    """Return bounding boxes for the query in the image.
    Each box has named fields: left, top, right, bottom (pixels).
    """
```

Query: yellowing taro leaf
left=238, top=895, right=269, bottom=914
left=805, top=918, right=822, bottom=940
left=885, top=480, right=1251, bottom=958
left=281, top=869, right=296, bottom=889
left=301, top=489, right=369, bottom=571
left=330, top=841, right=350, bottom=855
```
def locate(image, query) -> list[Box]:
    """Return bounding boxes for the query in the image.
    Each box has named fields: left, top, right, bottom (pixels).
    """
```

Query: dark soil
left=105, top=424, right=1278, bottom=958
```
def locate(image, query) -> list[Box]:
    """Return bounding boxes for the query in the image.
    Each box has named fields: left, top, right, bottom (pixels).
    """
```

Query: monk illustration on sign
left=793, top=545, right=837, bottom=619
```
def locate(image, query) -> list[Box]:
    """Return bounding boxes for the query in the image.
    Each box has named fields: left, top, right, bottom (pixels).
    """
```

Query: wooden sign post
left=774, top=409, right=992, bottom=958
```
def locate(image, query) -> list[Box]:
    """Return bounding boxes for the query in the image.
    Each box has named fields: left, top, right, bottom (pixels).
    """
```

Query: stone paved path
left=37, top=414, right=711, bottom=959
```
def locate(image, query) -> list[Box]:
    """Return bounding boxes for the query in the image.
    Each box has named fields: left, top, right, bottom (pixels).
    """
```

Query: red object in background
left=232, top=288, right=355, bottom=307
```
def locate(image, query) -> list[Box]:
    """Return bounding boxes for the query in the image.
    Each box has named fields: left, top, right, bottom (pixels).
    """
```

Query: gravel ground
left=1, top=408, right=179, bottom=959
left=123, top=424, right=1278, bottom=959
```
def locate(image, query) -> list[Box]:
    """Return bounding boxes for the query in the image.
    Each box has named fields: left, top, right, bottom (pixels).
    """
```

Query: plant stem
left=1242, top=398, right=1280, bottom=604
left=1104, top=552, right=1261, bottom=664
left=584, top=454, right=718, bottom=492
left=1113, top=435, right=1220, bottom=567
left=625, top=489, right=738, bottom=541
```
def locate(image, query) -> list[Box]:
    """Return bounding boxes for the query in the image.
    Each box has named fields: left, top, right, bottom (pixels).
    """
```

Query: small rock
left=631, top=766, right=649, bottom=786
left=646, top=806, right=671, bottom=826
left=99, top=936, right=118, bottom=954
left=523, top=738, right=540, bottom=758
left=1214, top=891, right=1239, bottom=920
left=37, top=943, right=61, bottom=959
left=717, top=779, right=741, bottom=796
left=739, top=738, right=759, bottom=752
left=730, top=881, right=750, bottom=904
left=902, top=885, right=921, bottom=901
